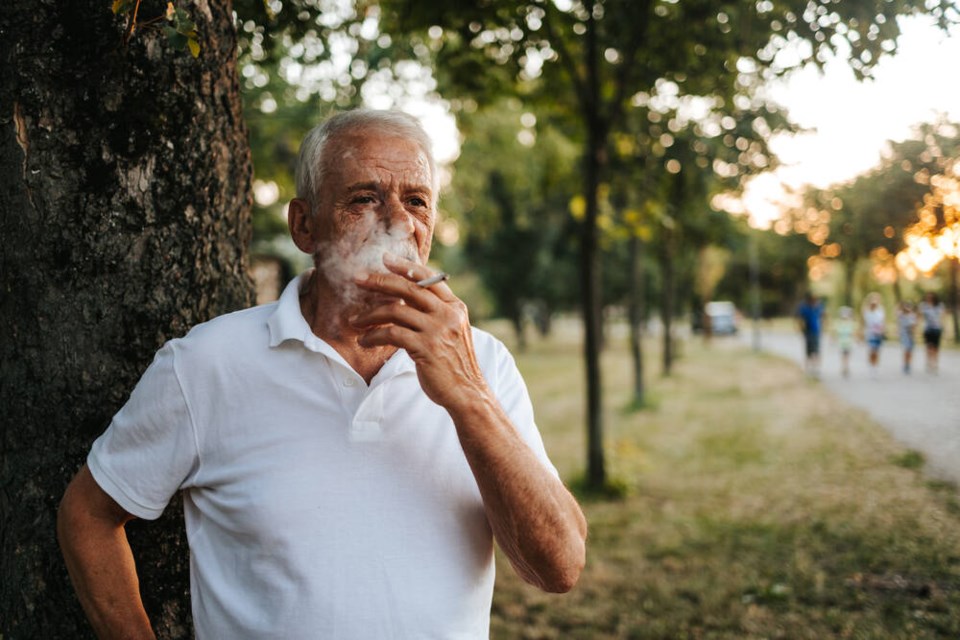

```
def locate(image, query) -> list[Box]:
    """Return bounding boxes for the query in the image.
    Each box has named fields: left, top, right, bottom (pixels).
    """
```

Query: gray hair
left=295, top=109, right=438, bottom=211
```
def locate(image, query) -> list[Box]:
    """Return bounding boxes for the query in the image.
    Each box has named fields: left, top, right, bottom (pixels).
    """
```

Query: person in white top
left=918, top=291, right=945, bottom=373
left=862, top=292, right=886, bottom=376
left=896, top=300, right=917, bottom=374
left=57, top=109, right=587, bottom=639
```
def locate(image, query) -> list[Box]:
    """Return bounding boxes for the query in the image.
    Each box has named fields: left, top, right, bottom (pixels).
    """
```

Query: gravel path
left=740, top=327, right=960, bottom=484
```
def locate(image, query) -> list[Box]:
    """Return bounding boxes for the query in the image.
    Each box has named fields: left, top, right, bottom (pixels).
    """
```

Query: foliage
left=441, top=99, right=581, bottom=338
left=786, top=118, right=960, bottom=303
left=112, top=0, right=200, bottom=56
left=235, top=2, right=376, bottom=253
left=233, top=1, right=462, bottom=258
left=716, top=221, right=813, bottom=316
left=896, top=127, right=960, bottom=279
left=374, top=0, right=959, bottom=488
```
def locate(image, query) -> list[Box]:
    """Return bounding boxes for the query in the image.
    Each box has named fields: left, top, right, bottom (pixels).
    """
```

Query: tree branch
left=540, top=4, right=589, bottom=117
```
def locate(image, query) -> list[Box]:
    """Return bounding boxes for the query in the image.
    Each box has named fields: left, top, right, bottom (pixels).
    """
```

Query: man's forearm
left=347, top=257, right=587, bottom=589
left=58, top=466, right=156, bottom=639
left=448, top=393, right=587, bottom=593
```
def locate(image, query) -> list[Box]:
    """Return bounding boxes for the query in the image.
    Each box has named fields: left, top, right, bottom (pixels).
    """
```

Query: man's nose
left=381, top=195, right=415, bottom=233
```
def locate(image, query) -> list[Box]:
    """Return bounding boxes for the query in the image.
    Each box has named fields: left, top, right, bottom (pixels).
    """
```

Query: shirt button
left=343, top=378, right=357, bottom=387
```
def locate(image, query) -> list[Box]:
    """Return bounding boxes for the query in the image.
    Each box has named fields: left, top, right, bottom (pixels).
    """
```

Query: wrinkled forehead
left=326, top=128, right=436, bottom=191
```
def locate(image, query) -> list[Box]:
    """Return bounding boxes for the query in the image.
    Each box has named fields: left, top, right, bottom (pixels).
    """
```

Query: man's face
left=310, top=129, right=436, bottom=280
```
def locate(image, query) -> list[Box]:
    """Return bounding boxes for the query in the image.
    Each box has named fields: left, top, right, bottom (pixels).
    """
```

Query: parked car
left=704, top=301, right=738, bottom=335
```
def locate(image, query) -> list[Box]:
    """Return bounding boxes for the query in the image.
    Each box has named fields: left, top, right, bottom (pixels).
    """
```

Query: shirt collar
left=266, top=271, right=314, bottom=349
left=266, top=270, right=417, bottom=376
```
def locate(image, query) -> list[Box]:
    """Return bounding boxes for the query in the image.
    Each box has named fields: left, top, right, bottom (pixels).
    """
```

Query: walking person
left=919, top=291, right=946, bottom=374
left=796, top=293, right=825, bottom=378
left=862, top=292, right=886, bottom=378
left=835, top=306, right=856, bottom=377
left=896, top=300, right=917, bottom=374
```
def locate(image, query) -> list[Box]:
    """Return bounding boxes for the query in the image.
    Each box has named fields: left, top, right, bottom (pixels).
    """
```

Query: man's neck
left=298, top=271, right=397, bottom=384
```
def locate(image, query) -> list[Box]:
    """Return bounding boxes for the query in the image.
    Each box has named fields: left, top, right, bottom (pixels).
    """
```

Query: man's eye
left=408, top=197, right=427, bottom=207
left=352, top=195, right=376, bottom=204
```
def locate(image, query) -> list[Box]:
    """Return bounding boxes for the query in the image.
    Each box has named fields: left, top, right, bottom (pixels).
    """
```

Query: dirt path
left=739, top=327, right=960, bottom=485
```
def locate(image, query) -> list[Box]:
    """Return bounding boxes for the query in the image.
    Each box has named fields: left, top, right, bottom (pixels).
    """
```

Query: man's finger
left=356, top=323, right=422, bottom=352
left=351, top=301, right=426, bottom=332
left=382, top=253, right=455, bottom=297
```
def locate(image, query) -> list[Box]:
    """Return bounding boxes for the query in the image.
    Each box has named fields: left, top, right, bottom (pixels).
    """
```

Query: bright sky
left=741, top=14, right=960, bottom=227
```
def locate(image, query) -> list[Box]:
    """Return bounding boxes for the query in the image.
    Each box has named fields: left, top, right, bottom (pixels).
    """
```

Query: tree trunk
left=627, top=233, right=646, bottom=406
left=659, top=171, right=688, bottom=377
left=581, top=0, right=606, bottom=490
left=660, top=230, right=676, bottom=376
left=510, top=303, right=527, bottom=352
left=842, top=257, right=856, bottom=307
left=582, top=144, right=605, bottom=490
left=0, top=1, right=253, bottom=637
left=748, top=229, right=762, bottom=351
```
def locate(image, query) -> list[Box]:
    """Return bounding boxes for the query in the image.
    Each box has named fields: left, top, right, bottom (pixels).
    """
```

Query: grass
left=483, top=321, right=960, bottom=639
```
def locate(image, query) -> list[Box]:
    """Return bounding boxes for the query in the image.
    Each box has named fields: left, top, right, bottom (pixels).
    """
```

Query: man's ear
left=288, top=198, right=316, bottom=255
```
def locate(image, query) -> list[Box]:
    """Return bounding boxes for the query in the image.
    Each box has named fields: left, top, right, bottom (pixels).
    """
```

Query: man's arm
left=58, top=464, right=156, bottom=639
left=444, top=390, right=588, bottom=592
left=353, top=256, right=587, bottom=593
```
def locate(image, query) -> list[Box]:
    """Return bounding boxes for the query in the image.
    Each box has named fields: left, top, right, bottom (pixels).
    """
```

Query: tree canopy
left=374, top=0, right=959, bottom=488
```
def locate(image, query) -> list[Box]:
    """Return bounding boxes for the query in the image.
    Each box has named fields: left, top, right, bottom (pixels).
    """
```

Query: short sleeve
left=87, top=340, right=200, bottom=520
left=488, top=339, right=560, bottom=480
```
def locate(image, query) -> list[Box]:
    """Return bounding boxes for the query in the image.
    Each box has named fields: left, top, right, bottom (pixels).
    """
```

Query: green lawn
left=486, top=322, right=960, bottom=639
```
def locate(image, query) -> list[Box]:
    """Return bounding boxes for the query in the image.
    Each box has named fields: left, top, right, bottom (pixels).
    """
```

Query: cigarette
left=416, top=272, right=449, bottom=287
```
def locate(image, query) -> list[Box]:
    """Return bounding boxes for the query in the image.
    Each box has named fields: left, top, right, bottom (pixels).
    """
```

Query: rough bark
left=0, top=0, right=253, bottom=637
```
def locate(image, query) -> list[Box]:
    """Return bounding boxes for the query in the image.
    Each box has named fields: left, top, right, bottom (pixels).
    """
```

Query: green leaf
left=187, top=38, right=200, bottom=58
left=111, top=0, right=133, bottom=14
left=165, top=28, right=187, bottom=50
left=174, top=8, right=191, bottom=24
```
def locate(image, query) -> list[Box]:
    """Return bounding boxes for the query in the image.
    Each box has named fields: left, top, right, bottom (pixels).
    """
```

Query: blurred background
left=4, top=0, right=960, bottom=637
left=242, top=1, right=960, bottom=358
left=234, top=5, right=960, bottom=633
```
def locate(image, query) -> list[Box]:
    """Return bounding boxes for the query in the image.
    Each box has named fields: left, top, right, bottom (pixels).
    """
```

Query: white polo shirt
left=87, top=273, right=557, bottom=639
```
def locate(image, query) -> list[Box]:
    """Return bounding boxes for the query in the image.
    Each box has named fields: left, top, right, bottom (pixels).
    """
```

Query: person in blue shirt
left=797, top=293, right=825, bottom=378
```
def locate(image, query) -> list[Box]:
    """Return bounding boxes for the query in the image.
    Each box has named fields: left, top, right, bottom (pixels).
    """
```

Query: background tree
left=441, top=99, right=581, bottom=348
left=895, top=133, right=960, bottom=342
left=0, top=1, right=253, bottom=636
left=788, top=118, right=960, bottom=306
left=720, top=221, right=812, bottom=316
left=642, top=101, right=787, bottom=374
left=380, top=0, right=953, bottom=489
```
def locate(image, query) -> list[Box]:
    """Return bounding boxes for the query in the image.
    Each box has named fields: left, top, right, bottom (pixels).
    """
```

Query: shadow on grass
left=621, top=391, right=661, bottom=414
left=569, top=473, right=630, bottom=502
left=891, top=448, right=926, bottom=470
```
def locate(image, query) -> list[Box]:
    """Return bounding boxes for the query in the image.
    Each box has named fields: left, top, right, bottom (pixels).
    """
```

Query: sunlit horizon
left=740, top=14, right=960, bottom=228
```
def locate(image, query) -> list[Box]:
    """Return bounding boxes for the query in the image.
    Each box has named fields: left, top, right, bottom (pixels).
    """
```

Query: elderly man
left=58, top=109, right=587, bottom=639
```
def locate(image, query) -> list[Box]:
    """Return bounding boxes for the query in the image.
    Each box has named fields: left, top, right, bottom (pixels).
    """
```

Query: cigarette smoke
left=314, top=210, right=420, bottom=311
